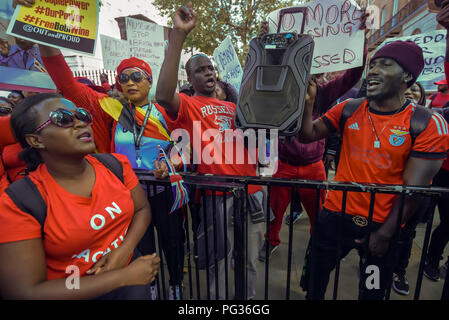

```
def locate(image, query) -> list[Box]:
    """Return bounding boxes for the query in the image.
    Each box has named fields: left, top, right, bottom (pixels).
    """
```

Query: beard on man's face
left=367, top=91, right=390, bottom=102
left=366, top=85, right=403, bottom=102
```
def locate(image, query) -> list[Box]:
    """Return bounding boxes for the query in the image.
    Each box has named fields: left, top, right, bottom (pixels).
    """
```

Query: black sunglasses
left=117, top=71, right=151, bottom=85
left=0, top=107, right=12, bottom=114
left=33, top=108, right=93, bottom=133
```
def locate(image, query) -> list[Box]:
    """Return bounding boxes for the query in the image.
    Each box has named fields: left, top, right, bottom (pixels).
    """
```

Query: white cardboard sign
left=267, top=0, right=365, bottom=74
left=213, top=36, right=243, bottom=92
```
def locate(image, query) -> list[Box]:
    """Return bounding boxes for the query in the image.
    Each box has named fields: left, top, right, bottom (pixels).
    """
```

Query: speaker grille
left=239, top=65, right=300, bottom=126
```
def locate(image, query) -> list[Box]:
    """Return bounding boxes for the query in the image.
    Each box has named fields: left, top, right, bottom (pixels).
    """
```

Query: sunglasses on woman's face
left=117, top=71, right=151, bottom=85
left=0, top=107, right=12, bottom=114
left=33, top=108, right=93, bottom=133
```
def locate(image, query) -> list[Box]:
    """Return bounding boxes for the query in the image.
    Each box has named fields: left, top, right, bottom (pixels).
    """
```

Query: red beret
left=115, top=57, right=153, bottom=92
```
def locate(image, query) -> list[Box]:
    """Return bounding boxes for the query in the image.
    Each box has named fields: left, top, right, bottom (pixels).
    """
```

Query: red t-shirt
left=0, top=160, right=6, bottom=194
left=101, top=82, right=112, bottom=91
left=0, top=154, right=139, bottom=280
left=430, top=61, right=449, bottom=109
left=163, top=94, right=261, bottom=194
left=321, top=99, right=449, bottom=223
left=0, top=116, right=26, bottom=192
left=430, top=92, right=449, bottom=109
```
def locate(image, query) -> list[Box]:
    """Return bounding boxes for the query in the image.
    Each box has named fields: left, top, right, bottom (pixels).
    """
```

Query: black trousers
left=137, top=189, right=185, bottom=286
left=301, top=209, right=397, bottom=300
left=393, top=196, right=431, bottom=276
left=427, top=168, right=449, bottom=265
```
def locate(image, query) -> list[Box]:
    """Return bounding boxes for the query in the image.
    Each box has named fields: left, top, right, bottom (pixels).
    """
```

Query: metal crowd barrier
left=135, top=171, right=449, bottom=300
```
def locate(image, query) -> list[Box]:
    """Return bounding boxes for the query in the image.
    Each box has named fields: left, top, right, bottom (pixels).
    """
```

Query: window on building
left=393, top=0, right=399, bottom=15
left=380, top=6, right=386, bottom=36
left=392, top=0, right=399, bottom=26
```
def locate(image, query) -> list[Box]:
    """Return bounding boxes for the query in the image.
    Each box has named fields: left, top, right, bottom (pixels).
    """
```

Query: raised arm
left=318, top=49, right=366, bottom=111
left=38, top=44, right=106, bottom=104
left=156, top=3, right=195, bottom=119
left=298, top=79, right=332, bottom=143
left=317, top=10, right=369, bottom=112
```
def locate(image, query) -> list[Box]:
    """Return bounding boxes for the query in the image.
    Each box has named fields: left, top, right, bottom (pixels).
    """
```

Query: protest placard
left=6, top=0, right=99, bottom=55
left=0, top=14, right=55, bottom=92
left=100, top=34, right=130, bottom=71
left=267, top=0, right=365, bottom=74
left=378, top=29, right=447, bottom=88
left=125, top=17, right=165, bottom=98
left=213, top=36, right=243, bottom=92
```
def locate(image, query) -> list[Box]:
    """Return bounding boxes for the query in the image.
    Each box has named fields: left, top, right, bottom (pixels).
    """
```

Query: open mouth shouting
left=205, top=78, right=216, bottom=88
left=367, top=78, right=382, bottom=92
left=77, top=131, right=93, bottom=142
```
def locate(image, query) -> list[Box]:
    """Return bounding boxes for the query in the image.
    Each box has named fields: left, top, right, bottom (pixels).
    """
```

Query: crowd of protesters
left=1, top=0, right=449, bottom=301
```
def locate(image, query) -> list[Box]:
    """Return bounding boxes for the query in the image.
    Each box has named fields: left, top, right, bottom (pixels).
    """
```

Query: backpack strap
left=4, top=154, right=124, bottom=236
left=4, top=177, right=47, bottom=235
left=339, top=98, right=365, bottom=134
left=90, top=153, right=124, bottom=183
left=410, top=105, right=433, bottom=146
left=429, top=93, right=437, bottom=109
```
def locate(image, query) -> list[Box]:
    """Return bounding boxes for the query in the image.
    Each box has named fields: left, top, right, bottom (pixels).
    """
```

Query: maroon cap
left=372, top=40, right=424, bottom=87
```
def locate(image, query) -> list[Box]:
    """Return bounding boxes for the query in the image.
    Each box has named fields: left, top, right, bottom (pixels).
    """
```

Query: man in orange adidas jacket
left=299, top=40, right=449, bottom=300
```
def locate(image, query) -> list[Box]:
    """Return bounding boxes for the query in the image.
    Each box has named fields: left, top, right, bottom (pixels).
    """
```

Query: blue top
left=114, top=103, right=171, bottom=170
left=1, top=45, right=45, bottom=72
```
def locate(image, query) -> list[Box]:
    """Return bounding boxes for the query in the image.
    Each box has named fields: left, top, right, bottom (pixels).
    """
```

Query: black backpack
left=339, top=98, right=433, bottom=146
left=4, top=153, right=124, bottom=236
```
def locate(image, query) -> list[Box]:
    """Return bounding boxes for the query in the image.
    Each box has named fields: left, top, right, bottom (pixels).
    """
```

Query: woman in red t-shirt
left=0, top=93, right=160, bottom=299
left=0, top=115, right=26, bottom=193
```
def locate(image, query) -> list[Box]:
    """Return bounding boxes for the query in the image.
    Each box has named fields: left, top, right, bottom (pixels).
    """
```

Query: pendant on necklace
left=374, top=140, right=380, bottom=149
left=136, top=151, right=142, bottom=168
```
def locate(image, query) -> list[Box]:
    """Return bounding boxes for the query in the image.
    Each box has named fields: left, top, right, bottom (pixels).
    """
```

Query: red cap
left=434, top=79, right=448, bottom=85
left=115, top=57, right=152, bottom=92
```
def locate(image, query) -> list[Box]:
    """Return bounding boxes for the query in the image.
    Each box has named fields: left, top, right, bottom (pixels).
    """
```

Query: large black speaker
left=235, top=7, right=314, bottom=136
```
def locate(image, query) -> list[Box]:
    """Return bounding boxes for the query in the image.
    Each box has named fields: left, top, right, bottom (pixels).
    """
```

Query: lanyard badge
left=132, top=103, right=152, bottom=168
